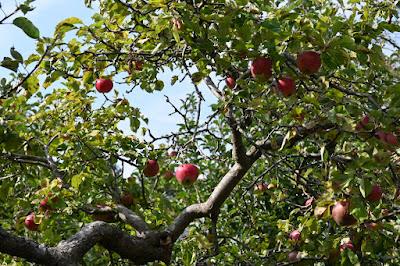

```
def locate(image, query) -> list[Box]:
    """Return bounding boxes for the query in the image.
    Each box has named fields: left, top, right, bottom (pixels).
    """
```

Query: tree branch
left=0, top=226, right=56, bottom=265
left=116, top=204, right=150, bottom=233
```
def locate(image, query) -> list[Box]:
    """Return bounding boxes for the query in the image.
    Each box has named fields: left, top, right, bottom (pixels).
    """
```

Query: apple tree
left=1, top=0, right=400, bottom=265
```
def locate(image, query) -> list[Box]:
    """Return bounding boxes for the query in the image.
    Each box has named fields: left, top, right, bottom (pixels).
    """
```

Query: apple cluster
left=355, top=115, right=399, bottom=147
left=142, top=157, right=200, bottom=186
left=225, top=51, right=322, bottom=98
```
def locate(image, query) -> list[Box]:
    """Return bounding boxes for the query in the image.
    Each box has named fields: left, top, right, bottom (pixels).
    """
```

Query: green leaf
left=71, top=173, right=85, bottom=189
left=55, top=17, right=83, bottom=36
left=19, top=4, right=34, bottom=14
left=171, top=75, right=178, bottom=85
left=359, top=179, right=371, bottom=198
left=13, top=17, right=40, bottom=39
left=22, top=74, right=39, bottom=95
left=1, top=57, right=19, bottom=72
left=10, top=47, right=23, bottom=62
left=350, top=197, right=368, bottom=221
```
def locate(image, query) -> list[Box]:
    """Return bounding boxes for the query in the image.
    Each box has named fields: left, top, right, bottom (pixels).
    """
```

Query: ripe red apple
left=288, top=251, right=300, bottom=262
left=254, top=182, right=268, bottom=192
left=277, top=77, right=296, bottom=97
left=168, top=150, right=178, bottom=157
left=289, top=230, right=301, bottom=241
left=366, top=184, right=382, bottom=202
left=364, top=222, right=379, bottom=230
left=163, top=170, right=174, bottom=180
left=339, top=241, right=355, bottom=252
left=355, top=115, right=370, bottom=131
left=225, top=76, right=236, bottom=89
left=120, top=193, right=135, bottom=207
left=172, top=18, right=183, bottom=30
left=95, top=78, right=113, bottom=93
left=331, top=201, right=357, bottom=226
left=375, top=131, right=387, bottom=143
left=385, top=132, right=398, bottom=146
left=39, top=194, right=59, bottom=211
left=250, top=57, right=273, bottom=81
left=360, top=115, right=370, bottom=127
left=304, top=197, right=314, bottom=207
left=297, top=51, right=321, bottom=74
left=175, top=164, right=199, bottom=185
left=135, top=61, right=143, bottom=71
left=24, top=212, right=39, bottom=231
left=143, top=159, right=159, bottom=177
left=39, top=197, right=51, bottom=211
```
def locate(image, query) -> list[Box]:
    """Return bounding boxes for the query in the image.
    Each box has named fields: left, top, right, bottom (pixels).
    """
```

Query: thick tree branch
left=169, top=123, right=334, bottom=241
left=116, top=204, right=150, bottom=233
left=0, top=226, right=56, bottom=265
left=0, top=152, right=51, bottom=168
left=0, top=222, right=172, bottom=265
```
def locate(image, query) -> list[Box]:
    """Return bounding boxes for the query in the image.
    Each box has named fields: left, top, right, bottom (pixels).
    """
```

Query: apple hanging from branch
left=24, top=212, right=39, bottom=231
left=297, top=51, right=321, bottom=74
left=250, top=57, right=272, bottom=81
left=95, top=78, right=113, bottom=93
left=331, top=200, right=357, bottom=226
left=175, top=164, right=199, bottom=185
left=143, top=159, right=160, bottom=177
left=225, top=75, right=236, bottom=89
left=277, top=77, right=296, bottom=97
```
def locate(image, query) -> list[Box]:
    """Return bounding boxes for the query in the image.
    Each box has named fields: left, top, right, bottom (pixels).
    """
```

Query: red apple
left=250, top=57, right=273, bottom=81
left=164, top=170, right=174, bottom=180
left=385, top=132, right=398, bottom=146
left=143, top=159, right=159, bottom=177
left=254, top=182, right=268, bottom=192
left=355, top=115, right=370, bottom=131
left=39, top=197, right=53, bottom=211
left=331, top=201, right=357, bottom=226
left=289, top=230, right=301, bottom=241
left=360, top=115, right=370, bottom=127
left=225, top=76, right=236, bottom=89
left=375, top=131, right=387, bottom=143
left=135, top=61, right=143, bottom=71
left=172, top=18, right=183, bottom=30
left=120, top=193, right=134, bottom=207
left=355, top=122, right=364, bottom=131
left=24, top=212, right=39, bottom=231
left=304, top=197, right=314, bottom=206
left=288, top=251, right=300, bottom=262
left=168, top=151, right=178, bottom=157
left=95, top=78, right=113, bottom=93
left=364, top=222, right=379, bottom=230
left=366, top=184, right=382, bottom=202
left=339, top=241, right=355, bottom=252
left=277, top=77, right=296, bottom=97
left=175, top=164, right=199, bottom=185
left=297, top=51, right=321, bottom=74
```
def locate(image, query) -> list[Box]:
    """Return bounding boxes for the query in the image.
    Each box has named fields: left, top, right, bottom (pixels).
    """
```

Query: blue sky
left=0, top=0, right=217, bottom=139
left=1, top=0, right=218, bottom=178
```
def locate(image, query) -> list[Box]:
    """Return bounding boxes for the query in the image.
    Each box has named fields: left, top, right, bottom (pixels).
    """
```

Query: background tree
left=1, top=0, right=400, bottom=265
